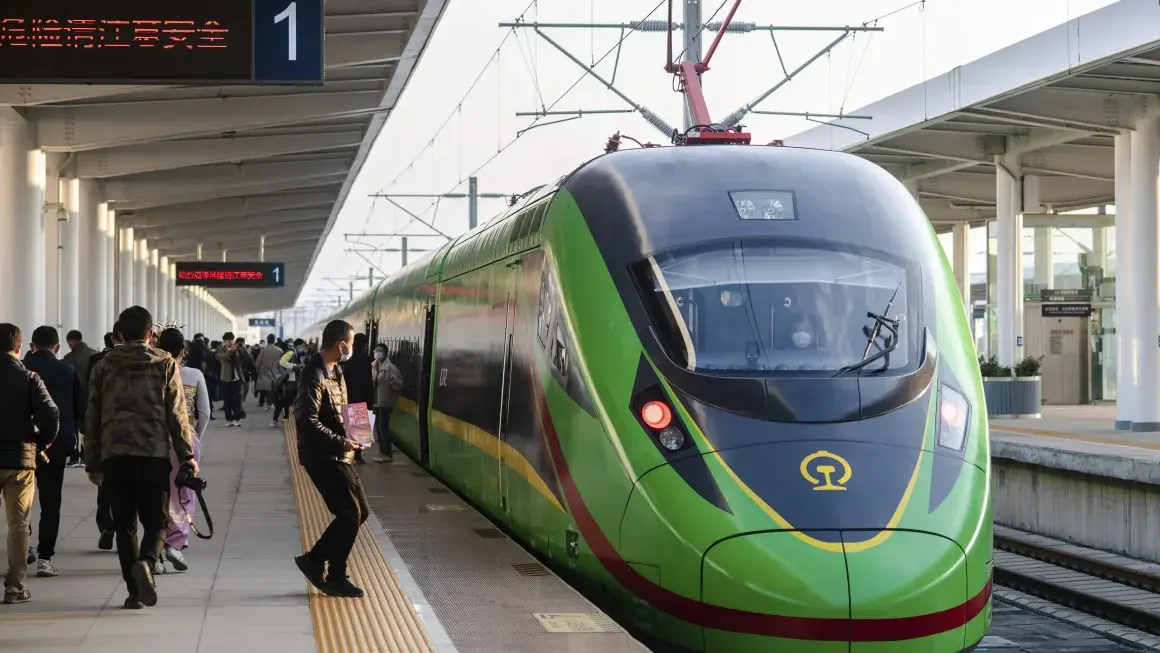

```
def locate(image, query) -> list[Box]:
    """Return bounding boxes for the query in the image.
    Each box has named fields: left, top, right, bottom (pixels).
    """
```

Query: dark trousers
left=34, top=444, right=68, bottom=559
left=105, top=456, right=170, bottom=598
left=303, top=462, right=368, bottom=579
left=257, top=390, right=269, bottom=407
left=221, top=381, right=243, bottom=421
left=373, top=407, right=393, bottom=458
left=96, top=478, right=114, bottom=533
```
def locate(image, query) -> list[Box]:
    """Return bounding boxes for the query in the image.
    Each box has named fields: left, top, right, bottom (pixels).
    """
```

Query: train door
left=497, top=260, right=521, bottom=520
left=417, top=295, right=436, bottom=465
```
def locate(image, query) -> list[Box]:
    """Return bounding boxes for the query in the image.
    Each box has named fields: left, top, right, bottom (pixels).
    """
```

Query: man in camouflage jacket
left=85, top=306, right=198, bottom=610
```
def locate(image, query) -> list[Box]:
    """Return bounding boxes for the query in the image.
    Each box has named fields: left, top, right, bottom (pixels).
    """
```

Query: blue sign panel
left=249, top=318, right=277, bottom=327
left=253, top=0, right=324, bottom=84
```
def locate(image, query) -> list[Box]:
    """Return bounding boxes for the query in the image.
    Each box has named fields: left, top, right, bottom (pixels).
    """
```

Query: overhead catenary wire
left=366, top=0, right=670, bottom=257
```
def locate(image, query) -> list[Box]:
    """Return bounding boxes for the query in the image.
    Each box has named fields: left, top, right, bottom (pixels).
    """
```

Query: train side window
left=537, top=271, right=554, bottom=348
left=552, top=325, right=569, bottom=375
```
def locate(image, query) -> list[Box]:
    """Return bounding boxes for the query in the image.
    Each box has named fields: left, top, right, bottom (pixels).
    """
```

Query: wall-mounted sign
left=249, top=318, right=276, bottom=327
left=1040, top=288, right=1092, bottom=303
left=1042, top=303, right=1092, bottom=318
left=175, top=262, right=285, bottom=288
left=0, top=0, right=324, bottom=85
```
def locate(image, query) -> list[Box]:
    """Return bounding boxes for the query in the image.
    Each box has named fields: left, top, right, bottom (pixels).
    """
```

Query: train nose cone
left=844, top=531, right=969, bottom=650
left=702, top=531, right=851, bottom=648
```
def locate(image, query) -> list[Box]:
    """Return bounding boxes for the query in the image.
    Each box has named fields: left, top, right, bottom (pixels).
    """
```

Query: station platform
left=0, top=408, right=647, bottom=653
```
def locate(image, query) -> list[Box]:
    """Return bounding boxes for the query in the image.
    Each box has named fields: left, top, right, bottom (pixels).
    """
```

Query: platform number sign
left=254, top=0, right=323, bottom=83
left=0, top=0, right=324, bottom=85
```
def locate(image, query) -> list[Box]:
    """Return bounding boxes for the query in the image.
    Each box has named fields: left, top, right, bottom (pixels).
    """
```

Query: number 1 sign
left=254, top=0, right=323, bottom=83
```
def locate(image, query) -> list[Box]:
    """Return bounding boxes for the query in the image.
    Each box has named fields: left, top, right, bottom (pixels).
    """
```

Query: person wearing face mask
left=340, top=333, right=372, bottom=465
left=370, top=344, right=403, bottom=463
left=272, top=339, right=306, bottom=428
left=788, top=314, right=817, bottom=350
left=293, top=320, right=368, bottom=598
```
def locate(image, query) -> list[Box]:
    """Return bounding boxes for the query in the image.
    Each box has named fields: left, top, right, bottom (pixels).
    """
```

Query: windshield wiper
left=833, top=283, right=902, bottom=378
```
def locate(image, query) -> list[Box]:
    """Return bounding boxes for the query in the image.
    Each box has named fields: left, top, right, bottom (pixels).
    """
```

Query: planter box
left=982, top=376, right=1042, bottom=419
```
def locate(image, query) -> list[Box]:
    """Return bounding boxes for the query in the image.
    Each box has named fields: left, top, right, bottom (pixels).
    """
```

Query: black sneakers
left=98, top=530, right=114, bottom=551
left=324, top=578, right=365, bottom=598
left=123, top=596, right=144, bottom=610
left=131, top=561, right=157, bottom=607
left=294, top=554, right=327, bottom=592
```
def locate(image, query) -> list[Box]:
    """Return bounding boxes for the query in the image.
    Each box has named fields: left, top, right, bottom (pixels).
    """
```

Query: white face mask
left=792, top=331, right=813, bottom=348
left=339, top=345, right=352, bottom=363
left=374, top=352, right=385, bottom=361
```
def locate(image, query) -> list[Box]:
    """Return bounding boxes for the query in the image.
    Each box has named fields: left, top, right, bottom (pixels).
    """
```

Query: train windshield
left=637, top=239, right=920, bottom=376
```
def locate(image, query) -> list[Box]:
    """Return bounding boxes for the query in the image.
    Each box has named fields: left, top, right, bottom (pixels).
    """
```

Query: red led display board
left=0, top=0, right=324, bottom=85
left=174, top=262, right=285, bottom=288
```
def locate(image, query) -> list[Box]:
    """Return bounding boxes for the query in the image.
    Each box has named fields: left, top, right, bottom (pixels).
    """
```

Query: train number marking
left=438, top=369, right=448, bottom=386
left=800, top=450, right=852, bottom=491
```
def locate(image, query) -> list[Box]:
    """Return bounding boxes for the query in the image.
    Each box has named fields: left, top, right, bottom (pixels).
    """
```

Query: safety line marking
left=284, top=421, right=437, bottom=653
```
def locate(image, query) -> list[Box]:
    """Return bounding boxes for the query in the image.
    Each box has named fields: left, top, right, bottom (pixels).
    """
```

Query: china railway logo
left=799, top=450, right=852, bottom=491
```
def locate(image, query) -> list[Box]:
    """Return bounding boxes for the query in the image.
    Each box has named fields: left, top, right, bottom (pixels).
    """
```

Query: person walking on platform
left=61, top=330, right=97, bottom=468
left=156, top=328, right=209, bottom=575
left=255, top=334, right=282, bottom=410
left=371, top=343, right=403, bottom=463
left=0, top=323, right=60, bottom=604
left=86, top=327, right=122, bottom=551
left=341, top=333, right=373, bottom=465
left=272, top=339, right=306, bottom=428
left=85, top=307, right=198, bottom=610
left=24, top=326, right=85, bottom=578
left=294, top=320, right=369, bottom=598
left=216, top=333, right=244, bottom=427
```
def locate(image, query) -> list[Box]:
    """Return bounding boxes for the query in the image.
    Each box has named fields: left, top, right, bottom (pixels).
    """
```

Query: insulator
left=628, top=20, right=756, bottom=32
left=639, top=107, right=677, bottom=137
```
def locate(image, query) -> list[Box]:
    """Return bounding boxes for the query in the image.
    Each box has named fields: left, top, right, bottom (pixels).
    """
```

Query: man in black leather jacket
left=293, top=319, right=368, bottom=598
left=24, top=326, right=85, bottom=578
left=0, top=323, right=60, bottom=604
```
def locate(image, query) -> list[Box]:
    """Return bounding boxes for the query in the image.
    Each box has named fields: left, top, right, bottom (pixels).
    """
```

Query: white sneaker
left=164, top=546, right=188, bottom=572
left=270, top=421, right=279, bottom=429
left=154, top=560, right=166, bottom=575
left=35, top=559, right=58, bottom=577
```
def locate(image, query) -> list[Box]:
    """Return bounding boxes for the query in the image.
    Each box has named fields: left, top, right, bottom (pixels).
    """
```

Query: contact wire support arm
left=534, top=28, right=676, bottom=138
left=721, top=32, right=852, bottom=128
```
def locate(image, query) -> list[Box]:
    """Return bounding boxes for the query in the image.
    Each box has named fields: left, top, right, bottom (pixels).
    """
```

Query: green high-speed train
left=313, top=145, right=993, bottom=652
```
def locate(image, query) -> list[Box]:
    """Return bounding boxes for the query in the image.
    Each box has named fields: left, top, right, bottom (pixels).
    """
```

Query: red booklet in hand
left=340, top=402, right=374, bottom=447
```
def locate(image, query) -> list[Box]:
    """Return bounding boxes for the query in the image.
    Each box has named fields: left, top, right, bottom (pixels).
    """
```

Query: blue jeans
left=374, top=407, right=393, bottom=458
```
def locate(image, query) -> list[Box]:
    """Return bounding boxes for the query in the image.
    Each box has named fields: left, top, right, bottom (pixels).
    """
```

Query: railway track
left=993, top=525, right=1160, bottom=637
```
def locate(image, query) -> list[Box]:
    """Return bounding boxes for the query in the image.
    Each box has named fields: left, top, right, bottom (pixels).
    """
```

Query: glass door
left=1090, top=306, right=1116, bottom=402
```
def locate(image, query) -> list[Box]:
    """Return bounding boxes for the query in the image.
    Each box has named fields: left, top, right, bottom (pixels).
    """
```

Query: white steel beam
left=979, top=90, right=1139, bottom=132
left=0, top=85, right=161, bottom=107
left=152, top=222, right=326, bottom=250
left=103, top=160, right=351, bottom=205
left=327, top=31, right=408, bottom=68
left=919, top=171, right=1111, bottom=207
left=31, top=91, right=382, bottom=151
left=121, top=192, right=337, bottom=227
left=77, top=132, right=363, bottom=178
left=108, top=174, right=348, bottom=211
left=132, top=209, right=330, bottom=237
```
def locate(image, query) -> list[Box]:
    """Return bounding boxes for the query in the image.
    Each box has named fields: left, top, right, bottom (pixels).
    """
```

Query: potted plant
left=1011, top=355, right=1043, bottom=418
left=979, top=355, right=1015, bottom=418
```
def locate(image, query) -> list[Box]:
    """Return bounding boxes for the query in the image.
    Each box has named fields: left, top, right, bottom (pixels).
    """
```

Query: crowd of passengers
left=0, top=308, right=403, bottom=607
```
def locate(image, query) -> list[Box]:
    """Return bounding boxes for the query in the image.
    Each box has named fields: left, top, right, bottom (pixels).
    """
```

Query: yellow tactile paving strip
left=284, top=420, right=437, bottom=653
left=993, top=425, right=1160, bottom=452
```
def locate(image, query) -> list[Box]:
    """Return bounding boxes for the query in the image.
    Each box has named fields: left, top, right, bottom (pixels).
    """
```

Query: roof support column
left=1033, top=228, right=1054, bottom=290
left=952, top=222, right=971, bottom=317
left=0, top=110, right=46, bottom=338
left=994, top=152, right=1024, bottom=368
left=1130, top=116, right=1160, bottom=431
left=103, top=206, right=115, bottom=331
left=1116, top=132, right=1136, bottom=430
left=134, top=239, right=149, bottom=314
left=60, top=178, right=80, bottom=334
left=147, top=249, right=160, bottom=320
left=78, top=180, right=106, bottom=341
left=118, top=227, right=135, bottom=312
left=159, top=256, right=170, bottom=325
